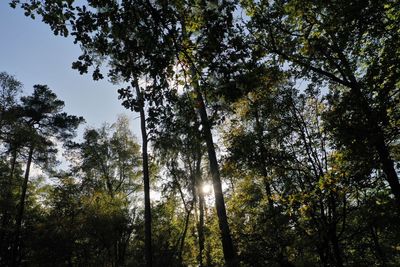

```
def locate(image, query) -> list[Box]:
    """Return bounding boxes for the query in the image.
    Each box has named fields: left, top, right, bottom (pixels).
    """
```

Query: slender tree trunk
left=178, top=205, right=192, bottom=264
left=11, top=144, right=33, bottom=267
left=193, top=85, right=237, bottom=267
left=198, top=191, right=205, bottom=267
left=194, top=153, right=205, bottom=267
left=204, top=206, right=213, bottom=267
left=135, top=82, right=152, bottom=267
left=191, top=153, right=205, bottom=267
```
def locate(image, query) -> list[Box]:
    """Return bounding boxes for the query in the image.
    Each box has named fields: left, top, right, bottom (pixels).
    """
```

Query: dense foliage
left=2, top=0, right=400, bottom=266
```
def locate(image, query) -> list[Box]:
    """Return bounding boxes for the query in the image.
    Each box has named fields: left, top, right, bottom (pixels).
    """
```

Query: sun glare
left=202, top=183, right=213, bottom=194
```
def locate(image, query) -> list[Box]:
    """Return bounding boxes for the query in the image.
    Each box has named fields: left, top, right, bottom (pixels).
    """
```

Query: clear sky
left=0, top=2, right=141, bottom=139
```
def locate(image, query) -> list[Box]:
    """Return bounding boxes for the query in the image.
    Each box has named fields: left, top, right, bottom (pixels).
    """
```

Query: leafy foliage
left=3, top=0, right=400, bottom=266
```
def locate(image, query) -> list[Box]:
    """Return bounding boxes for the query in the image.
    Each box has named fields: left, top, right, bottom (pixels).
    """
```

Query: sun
left=202, top=183, right=213, bottom=194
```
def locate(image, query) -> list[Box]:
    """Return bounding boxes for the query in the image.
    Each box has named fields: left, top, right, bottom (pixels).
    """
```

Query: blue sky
left=0, top=2, right=141, bottom=139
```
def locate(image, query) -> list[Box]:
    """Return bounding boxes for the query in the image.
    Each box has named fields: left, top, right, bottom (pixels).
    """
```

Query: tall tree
left=11, top=85, right=83, bottom=266
left=153, top=93, right=207, bottom=266
left=0, top=72, right=23, bottom=265
left=78, top=116, right=141, bottom=198
left=72, top=116, right=140, bottom=266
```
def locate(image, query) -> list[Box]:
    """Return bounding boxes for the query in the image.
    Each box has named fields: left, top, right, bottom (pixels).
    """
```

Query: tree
left=0, top=72, right=23, bottom=265
left=0, top=71, right=22, bottom=132
left=72, top=116, right=141, bottom=265
left=23, top=116, right=141, bottom=266
left=11, top=84, right=83, bottom=266
left=243, top=0, right=400, bottom=204
left=77, top=116, right=141, bottom=197
left=153, top=93, right=207, bottom=266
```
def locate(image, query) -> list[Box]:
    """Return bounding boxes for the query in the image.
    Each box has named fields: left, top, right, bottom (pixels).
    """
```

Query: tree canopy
left=2, top=0, right=400, bottom=266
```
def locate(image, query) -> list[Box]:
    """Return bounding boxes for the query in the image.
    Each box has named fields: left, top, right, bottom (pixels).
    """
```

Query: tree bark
left=11, top=144, right=34, bottom=267
left=135, top=82, right=152, bottom=267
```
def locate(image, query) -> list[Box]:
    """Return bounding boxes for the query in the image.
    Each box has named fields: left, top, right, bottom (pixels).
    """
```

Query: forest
left=1, top=0, right=400, bottom=266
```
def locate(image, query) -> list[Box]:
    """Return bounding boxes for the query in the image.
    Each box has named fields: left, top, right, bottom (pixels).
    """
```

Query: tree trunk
left=193, top=87, right=237, bottom=267
left=11, top=144, right=34, bottom=267
left=178, top=205, right=192, bottom=264
left=135, top=83, right=152, bottom=267
left=204, top=206, right=213, bottom=267
left=195, top=153, right=205, bottom=267
left=198, top=191, right=205, bottom=267
left=349, top=83, right=400, bottom=205
left=374, top=132, right=400, bottom=205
